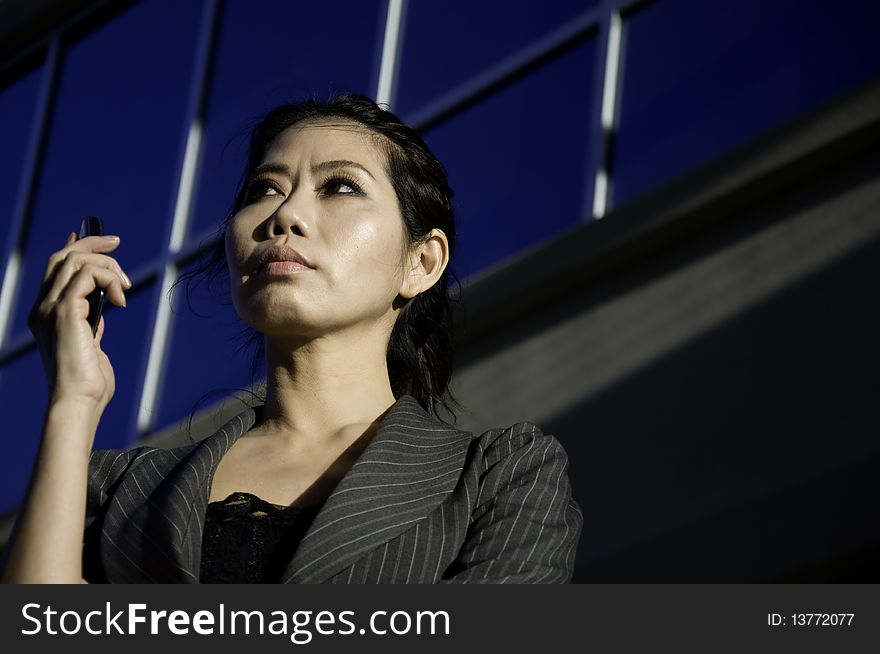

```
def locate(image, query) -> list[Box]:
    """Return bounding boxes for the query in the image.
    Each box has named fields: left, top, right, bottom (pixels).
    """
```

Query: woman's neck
left=255, top=332, right=398, bottom=445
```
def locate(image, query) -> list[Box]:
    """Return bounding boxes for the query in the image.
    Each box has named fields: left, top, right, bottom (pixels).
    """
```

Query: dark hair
left=171, top=93, right=463, bottom=422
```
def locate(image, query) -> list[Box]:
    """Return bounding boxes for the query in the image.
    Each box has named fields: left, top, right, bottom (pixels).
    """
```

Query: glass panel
left=0, top=348, right=45, bottom=514
left=95, top=281, right=157, bottom=449
left=0, top=59, right=43, bottom=265
left=613, top=0, right=880, bottom=207
left=154, top=256, right=264, bottom=431
left=396, top=0, right=599, bottom=115
left=420, top=37, right=596, bottom=281
left=187, top=0, right=385, bottom=239
left=8, top=0, right=203, bottom=339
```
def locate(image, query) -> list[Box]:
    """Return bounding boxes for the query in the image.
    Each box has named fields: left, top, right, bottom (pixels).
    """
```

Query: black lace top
left=199, top=492, right=324, bottom=583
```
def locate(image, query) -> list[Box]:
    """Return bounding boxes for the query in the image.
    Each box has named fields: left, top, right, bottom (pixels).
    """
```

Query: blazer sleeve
left=440, top=423, right=583, bottom=584
left=82, top=447, right=142, bottom=582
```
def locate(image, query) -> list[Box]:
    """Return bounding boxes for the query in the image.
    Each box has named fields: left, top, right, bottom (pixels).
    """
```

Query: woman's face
left=225, top=121, right=410, bottom=340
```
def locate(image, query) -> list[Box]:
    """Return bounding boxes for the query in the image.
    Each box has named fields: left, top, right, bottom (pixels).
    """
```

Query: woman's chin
left=247, top=317, right=323, bottom=340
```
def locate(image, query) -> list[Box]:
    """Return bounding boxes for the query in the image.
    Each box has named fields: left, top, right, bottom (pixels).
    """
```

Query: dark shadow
left=545, top=225, right=880, bottom=582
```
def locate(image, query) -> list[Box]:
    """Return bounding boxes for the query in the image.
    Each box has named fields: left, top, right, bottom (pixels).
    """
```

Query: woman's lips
left=260, top=261, right=313, bottom=275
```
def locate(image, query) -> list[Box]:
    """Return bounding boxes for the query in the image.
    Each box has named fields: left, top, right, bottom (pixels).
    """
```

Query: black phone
left=77, top=216, right=106, bottom=338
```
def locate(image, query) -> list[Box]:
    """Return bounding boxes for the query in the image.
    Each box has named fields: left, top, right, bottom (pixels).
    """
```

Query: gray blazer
left=83, top=394, right=583, bottom=583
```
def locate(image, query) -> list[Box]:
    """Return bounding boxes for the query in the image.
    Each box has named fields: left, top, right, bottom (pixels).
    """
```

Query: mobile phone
left=77, top=216, right=106, bottom=338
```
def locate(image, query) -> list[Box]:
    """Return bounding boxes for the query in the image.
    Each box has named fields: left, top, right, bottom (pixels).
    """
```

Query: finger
left=43, top=251, right=130, bottom=305
left=41, top=234, right=121, bottom=288
left=54, top=264, right=127, bottom=313
left=59, top=250, right=130, bottom=293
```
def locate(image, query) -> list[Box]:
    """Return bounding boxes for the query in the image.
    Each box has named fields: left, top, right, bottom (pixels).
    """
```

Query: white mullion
left=136, top=0, right=216, bottom=435
left=376, top=0, right=406, bottom=108
left=592, top=10, right=623, bottom=219
left=0, top=251, right=23, bottom=351
left=136, top=118, right=202, bottom=435
left=136, top=261, right=178, bottom=434
left=169, top=119, right=203, bottom=255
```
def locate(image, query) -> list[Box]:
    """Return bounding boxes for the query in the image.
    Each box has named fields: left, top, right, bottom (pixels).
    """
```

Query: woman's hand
left=27, top=231, right=131, bottom=412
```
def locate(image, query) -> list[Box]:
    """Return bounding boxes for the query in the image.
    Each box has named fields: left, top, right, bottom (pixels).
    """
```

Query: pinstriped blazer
left=82, top=394, right=583, bottom=583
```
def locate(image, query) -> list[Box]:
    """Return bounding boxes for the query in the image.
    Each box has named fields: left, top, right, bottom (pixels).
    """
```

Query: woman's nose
left=266, top=195, right=310, bottom=238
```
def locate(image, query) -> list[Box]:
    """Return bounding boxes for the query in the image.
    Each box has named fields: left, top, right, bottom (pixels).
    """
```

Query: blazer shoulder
left=474, top=421, right=582, bottom=520
left=88, top=441, right=195, bottom=480
left=440, top=420, right=583, bottom=583
left=86, top=443, right=197, bottom=518
left=88, top=446, right=146, bottom=488
left=474, top=421, right=570, bottom=471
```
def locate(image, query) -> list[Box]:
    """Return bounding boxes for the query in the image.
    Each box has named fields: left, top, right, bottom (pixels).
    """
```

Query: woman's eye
left=245, top=179, right=281, bottom=201
left=323, top=176, right=362, bottom=196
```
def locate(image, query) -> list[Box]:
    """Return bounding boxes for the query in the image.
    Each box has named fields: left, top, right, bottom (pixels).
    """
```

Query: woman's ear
left=399, top=229, right=449, bottom=299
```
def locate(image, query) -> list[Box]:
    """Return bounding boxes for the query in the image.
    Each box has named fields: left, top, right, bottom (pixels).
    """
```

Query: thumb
left=66, top=231, right=77, bottom=246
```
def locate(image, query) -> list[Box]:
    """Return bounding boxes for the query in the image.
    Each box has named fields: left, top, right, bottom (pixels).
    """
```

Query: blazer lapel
left=166, top=407, right=258, bottom=580
left=281, top=395, right=474, bottom=584
left=109, top=407, right=257, bottom=583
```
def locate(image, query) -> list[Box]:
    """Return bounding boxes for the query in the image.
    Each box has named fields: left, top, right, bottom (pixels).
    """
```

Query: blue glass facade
left=421, top=36, right=597, bottom=278
left=0, top=59, right=43, bottom=273
left=0, top=348, right=44, bottom=514
left=7, top=0, right=203, bottom=341
left=187, top=0, right=385, bottom=239
left=395, top=0, right=598, bottom=114
left=613, top=0, right=880, bottom=206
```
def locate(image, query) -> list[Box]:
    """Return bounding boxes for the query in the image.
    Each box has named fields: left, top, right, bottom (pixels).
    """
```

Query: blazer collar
left=160, top=393, right=474, bottom=583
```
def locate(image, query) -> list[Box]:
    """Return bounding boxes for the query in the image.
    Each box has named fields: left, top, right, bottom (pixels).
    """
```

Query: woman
left=0, top=94, right=583, bottom=584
